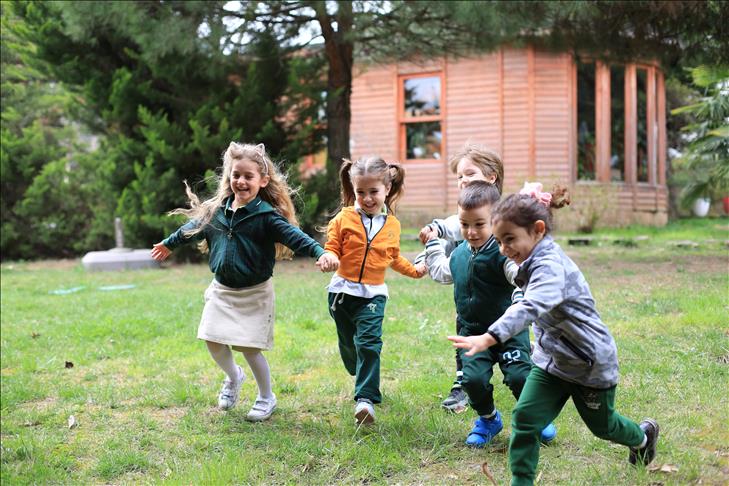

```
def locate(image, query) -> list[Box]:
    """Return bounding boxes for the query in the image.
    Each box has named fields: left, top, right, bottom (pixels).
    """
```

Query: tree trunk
left=316, top=2, right=353, bottom=178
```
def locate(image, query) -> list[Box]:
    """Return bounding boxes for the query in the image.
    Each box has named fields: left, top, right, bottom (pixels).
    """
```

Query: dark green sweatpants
left=459, top=326, right=532, bottom=416
left=328, top=293, right=386, bottom=404
left=510, top=366, right=645, bottom=486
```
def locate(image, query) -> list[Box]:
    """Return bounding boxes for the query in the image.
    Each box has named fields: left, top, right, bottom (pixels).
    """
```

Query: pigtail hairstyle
left=492, top=182, right=571, bottom=234
left=169, top=142, right=298, bottom=259
left=338, top=156, right=406, bottom=213
left=448, top=143, right=504, bottom=194
left=338, top=159, right=357, bottom=208
left=384, top=162, right=405, bottom=211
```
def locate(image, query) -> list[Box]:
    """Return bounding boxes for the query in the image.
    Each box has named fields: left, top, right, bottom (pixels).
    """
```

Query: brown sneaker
left=629, top=419, right=659, bottom=465
left=354, top=398, right=375, bottom=425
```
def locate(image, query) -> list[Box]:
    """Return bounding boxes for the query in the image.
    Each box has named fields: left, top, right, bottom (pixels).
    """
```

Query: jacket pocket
left=559, top=335, right=594, bottom=367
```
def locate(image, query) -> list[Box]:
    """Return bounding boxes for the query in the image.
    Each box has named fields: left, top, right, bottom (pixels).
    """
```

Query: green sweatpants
left=459, top=326, right=532, bottom=416
left=328, top=293, right=386, bottom=404
left=510, top=366, right=645, bottom=486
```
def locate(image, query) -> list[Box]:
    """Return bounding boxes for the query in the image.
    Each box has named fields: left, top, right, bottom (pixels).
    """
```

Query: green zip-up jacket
left=447, top=236, right=518, bottom=333
left=162, top=196, right=324, bottom=288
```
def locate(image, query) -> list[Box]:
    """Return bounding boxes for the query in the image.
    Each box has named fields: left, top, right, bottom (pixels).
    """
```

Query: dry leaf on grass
left=481, top=462, right=498, bottom=486
left=67, top=415, right=77, bottom=429
left=648, top=463, right=679, bottom=473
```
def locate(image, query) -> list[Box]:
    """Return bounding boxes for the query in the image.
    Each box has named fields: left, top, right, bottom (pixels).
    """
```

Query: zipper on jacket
left=559, top=335, right=594, bottom=367
left=227, top=206, right=235, bottom=239
left=357, top=215, right=386, bottom=283
left=467, top=247, right=476, bottom=308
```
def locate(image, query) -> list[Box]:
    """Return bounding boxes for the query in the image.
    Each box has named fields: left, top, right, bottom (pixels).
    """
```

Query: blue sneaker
left=540, top=422, right=557, bottom=444
left=465, top=411, right=503, bottom=448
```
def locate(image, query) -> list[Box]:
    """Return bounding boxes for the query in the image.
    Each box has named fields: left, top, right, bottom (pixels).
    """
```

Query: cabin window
left=575, top=62, right=662, bottom=186
left=610, top=66, right=625, bottom=182
left=577, top=61, right=596, bottom=180
left=636, top=68, right=649, bottom=182
left=399, top=74, right=443, bottom=160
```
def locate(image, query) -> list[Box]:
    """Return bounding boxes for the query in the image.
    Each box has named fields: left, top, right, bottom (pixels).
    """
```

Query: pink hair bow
left=520, top=182, right=552, bottom=207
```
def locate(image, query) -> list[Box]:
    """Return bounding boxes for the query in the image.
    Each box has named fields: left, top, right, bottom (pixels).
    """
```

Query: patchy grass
left=1, top=224, right=728, bottom=485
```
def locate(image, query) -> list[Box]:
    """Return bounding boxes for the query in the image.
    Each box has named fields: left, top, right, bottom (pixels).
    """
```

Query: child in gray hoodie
left=449, top=182, right=659, bottom=486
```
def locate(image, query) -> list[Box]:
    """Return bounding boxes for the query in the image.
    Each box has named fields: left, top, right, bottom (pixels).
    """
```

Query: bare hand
left=151, top=242, right=171, bottom=261
left=419, top=226, right=437, bottom=244
left=447, top=333, right=497, bottom=356
left=316, top=252, right=339, bottom=272
left=414, top=262, right=428, bottom=278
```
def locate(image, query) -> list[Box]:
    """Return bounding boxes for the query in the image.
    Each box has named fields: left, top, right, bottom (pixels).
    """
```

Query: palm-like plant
left=671, top=65, right=729, bottom=208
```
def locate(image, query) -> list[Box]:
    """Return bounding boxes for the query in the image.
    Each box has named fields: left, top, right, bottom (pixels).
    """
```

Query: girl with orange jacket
left=317, top=156, right=426, bottom=425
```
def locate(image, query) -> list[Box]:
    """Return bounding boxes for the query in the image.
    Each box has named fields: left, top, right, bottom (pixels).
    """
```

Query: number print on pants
left=502, top=350, right=521, bottom=365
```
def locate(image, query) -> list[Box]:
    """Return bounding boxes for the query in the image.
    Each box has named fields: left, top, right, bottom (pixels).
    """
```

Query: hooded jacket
left=487, top=236, right=619, bottom=389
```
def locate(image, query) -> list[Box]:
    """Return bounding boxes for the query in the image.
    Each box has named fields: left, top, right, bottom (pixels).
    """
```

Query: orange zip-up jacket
left=325, top=207, right=419, bottom=284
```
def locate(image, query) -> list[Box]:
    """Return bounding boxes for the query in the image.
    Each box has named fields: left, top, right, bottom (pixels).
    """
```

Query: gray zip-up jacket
left=487, top=235, right=619, bottom=389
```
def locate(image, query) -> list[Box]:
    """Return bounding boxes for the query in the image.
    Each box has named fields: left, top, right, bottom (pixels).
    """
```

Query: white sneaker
left=218, top=366, right=244, bottom=410
left=354, top=398, right=375, bottom=425
left=246, top=393, right=277, bottom=422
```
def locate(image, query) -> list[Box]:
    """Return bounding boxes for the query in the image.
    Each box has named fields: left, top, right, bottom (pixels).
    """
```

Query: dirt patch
left=15, top=396, right=59, bottom=413
left=147, top=406, right=187, bottom=427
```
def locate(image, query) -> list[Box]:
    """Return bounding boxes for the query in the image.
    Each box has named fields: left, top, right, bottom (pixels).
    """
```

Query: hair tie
left=520, top=181, right=552, bottom=207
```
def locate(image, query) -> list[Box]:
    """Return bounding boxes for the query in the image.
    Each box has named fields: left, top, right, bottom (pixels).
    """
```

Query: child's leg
left=206, top=341, right=243, bottom=381
left=570, top=384, right=644, bottom=448
left=328, top=293, right=357, bottom=376
left=350, top=295, right=386, bottom=404
left=510, top=367, right=570, bottom=486
left=496, top=329, right=533, bottom=400
left=239, top=347, right=273, bottom=399
left=460, top=345, right=497, bottom=416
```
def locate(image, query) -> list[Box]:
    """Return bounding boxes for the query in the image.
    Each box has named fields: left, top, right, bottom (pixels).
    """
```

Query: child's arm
left=151, top=220, right=204, bottom=260
left=323, top=213, right=343, bottom=259
left=433, top=214, right=462, bottom=243
left=390, top=254, right=426, bottom=278
left=502, top=259, right=524, bottom=303
left=269, top=214, right=326, bottom=260
left=448, top=333, right=498, bottom=357
left=424, top=238, right=453, bottom=284
left=486, top=257, right=565, bottom=343
left=419, top=214, right=462, bottom=245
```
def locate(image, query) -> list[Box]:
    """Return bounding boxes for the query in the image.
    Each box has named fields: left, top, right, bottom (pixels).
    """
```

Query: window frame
left=397, top=71, right=446, bottom=163
left=573, top=59, right=661, bottom=187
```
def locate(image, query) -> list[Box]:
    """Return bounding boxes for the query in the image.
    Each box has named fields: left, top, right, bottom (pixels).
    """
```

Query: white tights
left=205, top=341, right=273, bottom=399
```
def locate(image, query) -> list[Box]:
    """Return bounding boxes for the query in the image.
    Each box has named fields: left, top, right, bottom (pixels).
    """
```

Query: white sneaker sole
left=245, top=404, right=276, bottom=422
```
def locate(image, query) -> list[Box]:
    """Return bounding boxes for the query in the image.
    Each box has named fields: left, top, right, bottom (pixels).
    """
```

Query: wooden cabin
left=349, top=46, right=668, bottom=230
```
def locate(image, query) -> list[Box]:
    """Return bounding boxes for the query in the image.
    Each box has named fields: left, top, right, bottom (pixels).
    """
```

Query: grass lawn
left=2, top=218, right=728, bottom=485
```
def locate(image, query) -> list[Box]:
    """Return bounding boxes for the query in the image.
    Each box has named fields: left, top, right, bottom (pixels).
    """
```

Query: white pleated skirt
left=197, top=278, right=275, bottom=350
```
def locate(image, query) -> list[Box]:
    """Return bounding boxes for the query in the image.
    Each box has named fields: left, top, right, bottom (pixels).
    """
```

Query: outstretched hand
left=414, top=262, right=428, bottom=278
left=418, top=225, right=437, bottom=245
left=447, top=333, right=497, bottom=357
left=151, top=242, right=172, bottom=261
left=316, top=252, right=339, bottom=272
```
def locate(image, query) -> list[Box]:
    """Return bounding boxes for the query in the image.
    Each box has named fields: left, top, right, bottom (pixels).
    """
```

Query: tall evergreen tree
left=12, top=1, right=324, bottom=254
